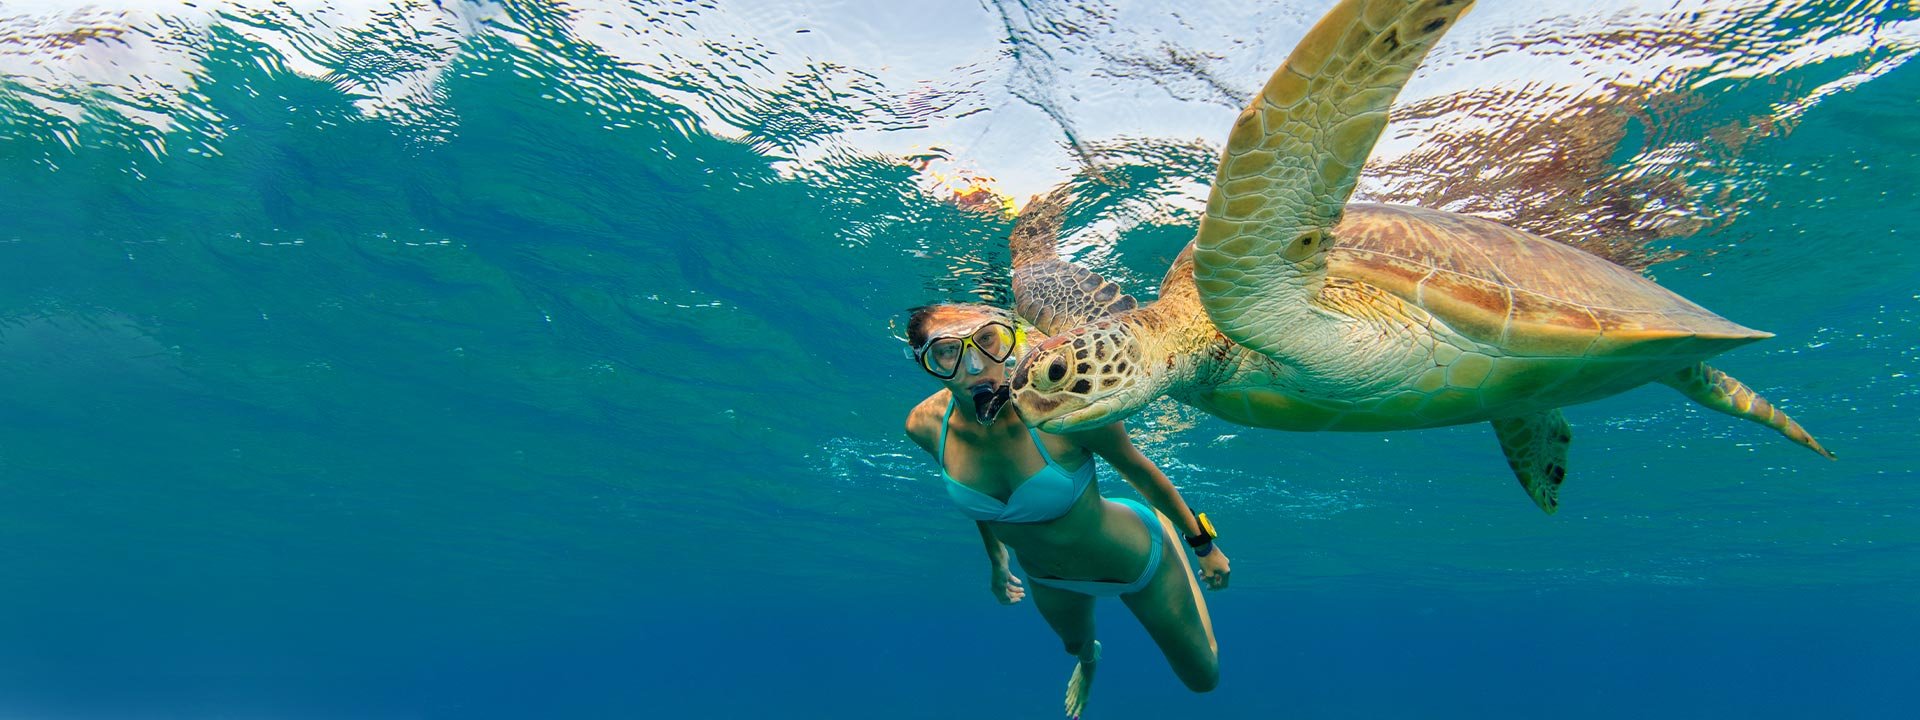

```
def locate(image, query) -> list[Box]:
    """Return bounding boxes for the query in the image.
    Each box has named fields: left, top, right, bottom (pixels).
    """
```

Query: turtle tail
left=1660, top=362, right=1835, bottom=460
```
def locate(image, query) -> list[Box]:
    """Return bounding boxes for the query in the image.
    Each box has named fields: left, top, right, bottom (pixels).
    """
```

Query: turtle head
left=1010, top=317, right=1162, bottom=433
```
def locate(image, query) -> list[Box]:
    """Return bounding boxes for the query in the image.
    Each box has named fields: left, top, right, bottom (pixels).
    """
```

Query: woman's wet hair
left=905, top=303, right=1010, bottom=348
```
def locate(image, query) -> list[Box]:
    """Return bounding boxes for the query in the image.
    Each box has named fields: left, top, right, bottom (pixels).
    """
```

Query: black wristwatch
left=1184, top=512, right=1218, bottom=557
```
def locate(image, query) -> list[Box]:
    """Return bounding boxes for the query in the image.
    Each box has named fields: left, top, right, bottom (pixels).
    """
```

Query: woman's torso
left=930, top=393, right=1155, bottom=582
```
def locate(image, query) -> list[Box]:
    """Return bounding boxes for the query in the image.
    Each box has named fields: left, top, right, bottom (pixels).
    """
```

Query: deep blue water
left=1, top=1, right=1917, bottom=717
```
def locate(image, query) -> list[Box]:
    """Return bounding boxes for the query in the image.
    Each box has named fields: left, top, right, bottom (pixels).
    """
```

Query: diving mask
left=903, top=319, right=1025, bottom=380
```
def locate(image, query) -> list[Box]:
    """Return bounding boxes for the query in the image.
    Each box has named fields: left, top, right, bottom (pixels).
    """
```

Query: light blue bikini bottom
left=1021, top=498, right=1165, bottom=598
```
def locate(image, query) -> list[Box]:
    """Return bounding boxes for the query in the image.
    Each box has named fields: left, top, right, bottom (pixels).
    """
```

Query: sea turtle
left=1003, top=0, right=1832, bottom=514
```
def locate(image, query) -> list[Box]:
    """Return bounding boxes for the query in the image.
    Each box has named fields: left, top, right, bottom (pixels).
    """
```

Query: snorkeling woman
left=901, top=302, right=1229, bottom=718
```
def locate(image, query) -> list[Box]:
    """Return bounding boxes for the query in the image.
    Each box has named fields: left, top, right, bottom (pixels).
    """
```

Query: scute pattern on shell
left=1329, top=204, right=1768, bottom=358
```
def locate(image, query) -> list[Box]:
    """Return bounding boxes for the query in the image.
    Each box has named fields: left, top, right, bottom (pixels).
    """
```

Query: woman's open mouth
left=971, top=381, right=1011, bottom=424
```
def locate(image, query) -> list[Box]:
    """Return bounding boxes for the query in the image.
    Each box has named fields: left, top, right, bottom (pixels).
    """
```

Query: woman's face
left=914, top=308, right=1019, bottom=423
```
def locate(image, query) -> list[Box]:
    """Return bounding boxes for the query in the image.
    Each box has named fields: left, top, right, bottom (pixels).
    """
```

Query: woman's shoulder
left=1054, top=418, right=1133, bottom=456
left=903, top=389, right=954, bottom=452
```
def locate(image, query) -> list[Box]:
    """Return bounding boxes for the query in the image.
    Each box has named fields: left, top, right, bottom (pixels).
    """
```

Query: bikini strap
left=1025, top=424, right=1062, bottom=465
left=938, top=395, right=956, bottom=467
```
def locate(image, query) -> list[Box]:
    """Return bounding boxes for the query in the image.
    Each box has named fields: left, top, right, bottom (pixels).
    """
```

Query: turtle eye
left=1047, top=356, right=1068, bottom=383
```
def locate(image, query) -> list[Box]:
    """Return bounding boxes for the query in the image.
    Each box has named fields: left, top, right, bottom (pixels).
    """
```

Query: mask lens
left=923, top=337, right=965, bottom=377
left=972, top=323, right=1015, bottom=363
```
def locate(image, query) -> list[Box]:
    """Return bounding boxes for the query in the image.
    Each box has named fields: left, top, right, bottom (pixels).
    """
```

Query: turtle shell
left=1329, top=203, right=1769, bottom=359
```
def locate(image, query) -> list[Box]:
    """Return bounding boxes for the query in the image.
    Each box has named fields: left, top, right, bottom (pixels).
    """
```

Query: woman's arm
left=980, top=521, right=1025, bottom=604
left=1071, top=422, right=1206, bottom=537
left=1071, top=422, right=1230, bottom=589
left=976, top=521, right=1009, bottom=568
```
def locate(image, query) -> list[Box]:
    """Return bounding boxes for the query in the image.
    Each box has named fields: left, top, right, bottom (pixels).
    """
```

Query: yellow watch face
left=1196, top=512, right=1217, bottom=539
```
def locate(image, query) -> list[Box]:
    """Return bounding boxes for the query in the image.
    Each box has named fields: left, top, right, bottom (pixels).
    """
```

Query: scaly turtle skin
left=1005, top=0, right=1832, bottom=514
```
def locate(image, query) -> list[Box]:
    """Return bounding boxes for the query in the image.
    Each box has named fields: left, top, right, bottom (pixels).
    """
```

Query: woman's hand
left=1197, top=548, right=1230, bottom=590
left=991, top=565, right=1027, bottom=605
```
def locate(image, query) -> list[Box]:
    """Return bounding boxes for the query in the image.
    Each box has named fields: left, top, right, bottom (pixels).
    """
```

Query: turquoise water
left=2, top=1, right=1917, bottom=717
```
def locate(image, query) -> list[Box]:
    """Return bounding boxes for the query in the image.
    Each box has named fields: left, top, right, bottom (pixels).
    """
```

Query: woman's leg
left=1031, top=582, right=1100, bottom=718
left=1120, top=510, right=1219, bottom=692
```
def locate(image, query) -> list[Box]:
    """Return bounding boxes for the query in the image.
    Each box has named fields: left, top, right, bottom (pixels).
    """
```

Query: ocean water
left=1, top=1, right=1916, bottom=718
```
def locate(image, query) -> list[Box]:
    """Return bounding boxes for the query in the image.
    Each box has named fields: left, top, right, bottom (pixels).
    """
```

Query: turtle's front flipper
left=1192, top=0, right=1476, bottom=363
left=1491, top=410, right=1571, bottom=515
left=1010, top=186, right=1138, bottom=335
left=1660, top=363, right=1835, bottom=460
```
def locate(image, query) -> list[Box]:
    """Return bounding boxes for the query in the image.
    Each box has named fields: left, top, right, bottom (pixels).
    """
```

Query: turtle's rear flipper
left=1660, top=362, right=1835, bottom=460
left=1491, top=410, right=1571, bottom=515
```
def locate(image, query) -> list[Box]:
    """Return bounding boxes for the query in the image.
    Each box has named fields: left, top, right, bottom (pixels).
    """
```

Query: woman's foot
left=1064, top=640, right=1100, bottom=719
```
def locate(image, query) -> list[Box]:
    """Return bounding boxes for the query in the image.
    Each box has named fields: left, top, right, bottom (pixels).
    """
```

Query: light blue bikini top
left=938, top=397, right=1095, bottom=524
